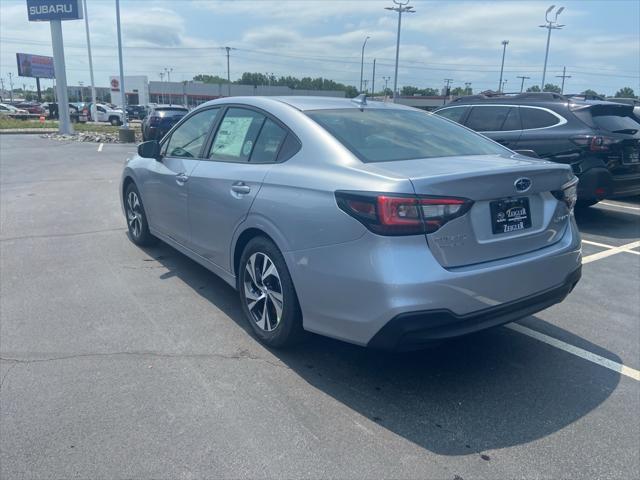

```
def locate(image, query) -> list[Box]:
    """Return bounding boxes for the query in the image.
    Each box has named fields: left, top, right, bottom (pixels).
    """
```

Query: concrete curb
left=0, top=129, right=58, bottom=134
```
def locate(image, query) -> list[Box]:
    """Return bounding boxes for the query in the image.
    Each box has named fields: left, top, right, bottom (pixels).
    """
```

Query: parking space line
left=98, top=143, right=104, bottom=152
left=507, top=323, right=640, bottom=381
left=582, top=240, right=640, bottom=263
left=582, top=239, right=616, bottom=249
left=599, top=201, right=640, bottom=212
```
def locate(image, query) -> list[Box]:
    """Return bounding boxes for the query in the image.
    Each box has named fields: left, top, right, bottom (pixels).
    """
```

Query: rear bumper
left=368, top=266, right=581, bottom=350
left=577, top=166, right=640, bottom=200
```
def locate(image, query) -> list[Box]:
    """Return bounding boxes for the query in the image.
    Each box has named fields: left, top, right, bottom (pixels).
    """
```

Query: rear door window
left=209, top=108, right=266, bottom=162
left=250, top=118, right=288, bottom=163
left=436, top=106, right=468, bottom=124
left=501, top=107, right=522, bottom=131
left=521, top=107, right=561, bottom=129
left=465, top=106, right=511, bottom=132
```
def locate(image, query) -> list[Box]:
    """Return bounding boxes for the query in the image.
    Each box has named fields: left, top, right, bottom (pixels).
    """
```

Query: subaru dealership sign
left=26, top=0, right=83, bottom=22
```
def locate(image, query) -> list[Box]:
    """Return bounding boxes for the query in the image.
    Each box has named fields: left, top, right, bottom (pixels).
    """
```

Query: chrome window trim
left=437, top=104, right=568, bottom=133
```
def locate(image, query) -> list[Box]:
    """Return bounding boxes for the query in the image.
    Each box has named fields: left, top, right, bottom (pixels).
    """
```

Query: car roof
left=197, top=95, right=414, bottom=112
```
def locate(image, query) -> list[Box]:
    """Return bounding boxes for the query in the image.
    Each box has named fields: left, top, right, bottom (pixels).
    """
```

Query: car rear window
left=591, top=114, right=640, bottom=133
left=465, top=106, right=511, bottom=132
left=306, top=108, right=508, bottom=162
left=156, top=108, right=188, bottom=116
left=520, top=107, right=560, bottom=129
left=435, top=106, right=468, bottom=124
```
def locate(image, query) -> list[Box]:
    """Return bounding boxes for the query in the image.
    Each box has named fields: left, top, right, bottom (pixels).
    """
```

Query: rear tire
left=238, top=237, right=304, bottom=348
left=124, top=183, right=157, bottom=246
left=110, top=116, right=121, bottom=126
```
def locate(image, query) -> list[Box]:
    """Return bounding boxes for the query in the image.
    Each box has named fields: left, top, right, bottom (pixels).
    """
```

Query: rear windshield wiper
left=611, top=129, right=638, bottom=135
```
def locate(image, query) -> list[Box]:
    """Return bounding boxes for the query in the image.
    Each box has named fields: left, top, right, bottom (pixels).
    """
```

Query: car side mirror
left=514, top=149, right=540, bottom=159
left=138, top=140, right=161, bottom=160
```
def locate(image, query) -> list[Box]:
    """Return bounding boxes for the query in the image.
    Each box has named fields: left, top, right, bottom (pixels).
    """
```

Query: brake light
left=571, top=135, right=618, bottom=152
left=336, top=191, right=473, bottom=236
left=552, top=177, right=579, bottom=213
left=149, top=116, right=160, bottom=126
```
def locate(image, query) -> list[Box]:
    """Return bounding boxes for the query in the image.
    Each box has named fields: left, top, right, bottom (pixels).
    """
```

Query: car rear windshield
left=591, top=114, right=640, bottom=133
left=156, top=108, right=188, bottom=116
left=306, top=108, right=508, bottom=162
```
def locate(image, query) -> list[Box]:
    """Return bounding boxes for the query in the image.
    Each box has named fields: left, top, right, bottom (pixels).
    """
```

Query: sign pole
left=49, top=19, right=73, bottom=134
left=82, top=0, right=96, bottom=120
left=115, top=0, right=128, bottom=129
left=36, top=77, right=41, bottom=101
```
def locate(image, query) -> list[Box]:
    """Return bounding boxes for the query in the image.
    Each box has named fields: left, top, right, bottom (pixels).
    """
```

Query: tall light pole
left=502, top=79, right=508, bottom=92
left=517, top=75, right=530, bottom=92
left=165, top=67, right=173, bottom=105
left=498, top=40, right=509, bottom=92
left=382, top=76, right=391, bottom=95
left=385, top=0, right=415, bottom=102
left=464, top=82, right=472, bottom=95
left=8, top=72, right=14, bottom=103
left=159, top=72, right=164, bottom=103
left=359, top=35, right=370, bottom=93
left=115, top=0, right=128, bottom=128
left=82, top=0, right=96, bottom=120
left=540, top=5, right=565, bottom=91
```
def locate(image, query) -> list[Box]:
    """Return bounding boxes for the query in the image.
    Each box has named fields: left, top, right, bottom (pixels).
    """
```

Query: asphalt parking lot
left=1, top=135, right=638, bottom=479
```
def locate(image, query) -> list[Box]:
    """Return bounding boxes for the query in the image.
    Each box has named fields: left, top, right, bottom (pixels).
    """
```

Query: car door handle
left=175, top=173, right=189, bottom=184
left=231, top=182, right=251, bottom=195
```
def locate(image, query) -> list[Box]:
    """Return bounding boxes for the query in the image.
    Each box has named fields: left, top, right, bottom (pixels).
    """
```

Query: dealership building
left=108, top=75, right=345, bottom=107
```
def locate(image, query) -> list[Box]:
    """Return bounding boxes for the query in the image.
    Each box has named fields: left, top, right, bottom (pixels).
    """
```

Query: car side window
left=250, top=118, right=288, bottom=163
left=501, top=107, right=522, bottom=131
left=209, top=108, right=265, bottom=163
left=165, top=108, right=220, bottom=158
left=437, top=107, right=468, bottom=124
left=97, top=106, right=106, bottom=113
left=465, top=106, right=510, bottom=132
left=521, top=107, right=560, bottom=129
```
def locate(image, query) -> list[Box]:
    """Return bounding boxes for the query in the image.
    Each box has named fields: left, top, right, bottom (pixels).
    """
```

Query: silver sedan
left=121, top=96, right=581, bottom=350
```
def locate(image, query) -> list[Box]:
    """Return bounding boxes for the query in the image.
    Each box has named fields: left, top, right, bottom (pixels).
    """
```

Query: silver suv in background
left=121, top=96, right=581, bottom=350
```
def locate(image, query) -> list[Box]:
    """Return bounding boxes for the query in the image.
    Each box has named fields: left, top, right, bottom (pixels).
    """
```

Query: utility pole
left=556, top=66, right=571, bottom=94
left=371, top=59, right=376, bottom=95
left=540, top=5, right=565, bottom=90
left=517, top=75, right=530, bottom=92
left=385, top=0, right=415, bottom=102
left=83, top=0, right=96, bottom=120
left=359, top=36, right=370, bottom=93
left=498, top=40, right=509, bottom=92
left=443, top=78, right=453, bottom=104
left=8, top=72, right=14, bottom=103
left=221, top=47, right=235, bottom=97
left=78, top=81, right=84, bottom=102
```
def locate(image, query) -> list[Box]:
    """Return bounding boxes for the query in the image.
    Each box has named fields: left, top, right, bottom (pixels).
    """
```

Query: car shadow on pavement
left=575, top=205, right=640, bottom=241
left=141, top=239, right=621, bottom=457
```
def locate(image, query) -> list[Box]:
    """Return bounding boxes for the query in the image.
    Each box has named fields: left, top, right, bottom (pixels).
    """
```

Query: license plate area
left=490, top=197, right=532, bottom=234
left=622, top=147, right=639, bottom=165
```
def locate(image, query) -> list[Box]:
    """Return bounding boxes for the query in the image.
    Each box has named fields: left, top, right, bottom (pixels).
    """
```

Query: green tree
left=543, top=83, right=562, bottom=93
left=615, top=87, right=636, bottom=98
left=450, top=87, right=467, bottom=96
left=193, top=74, right=229, bottom=84
left=526, top=85, right=541, bottom=92
left=581, top=89, right=599, bottom=97
left=400, top=86, right=420, bottom=96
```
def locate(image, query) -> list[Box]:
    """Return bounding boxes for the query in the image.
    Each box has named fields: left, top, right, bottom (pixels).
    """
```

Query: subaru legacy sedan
left=121, top=96, right=582, bottom=350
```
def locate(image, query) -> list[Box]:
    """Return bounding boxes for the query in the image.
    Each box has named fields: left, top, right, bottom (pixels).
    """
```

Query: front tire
left=124, top=183, right=157, bottom=246
left=238, top=237, right=304, bottom=348
left=110, top=116, right=121, bottom=126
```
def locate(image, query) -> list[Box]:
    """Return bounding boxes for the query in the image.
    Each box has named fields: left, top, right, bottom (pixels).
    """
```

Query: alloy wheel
left=126, top=191, right=143, bottom=239
left=243, top=252, right=284, bottom=332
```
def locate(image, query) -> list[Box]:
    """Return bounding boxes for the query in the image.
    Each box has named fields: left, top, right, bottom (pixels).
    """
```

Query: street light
left=382, top=76, right=391, bottom=96
left=498, top=40, right=509, bottom=92
left=540, top=5, right=565, bottom=91
left=164, top=67, right=173, bottom=105
left=385, top=0, right=415, bottom=102
left=359, top=35, right=370, bottom=93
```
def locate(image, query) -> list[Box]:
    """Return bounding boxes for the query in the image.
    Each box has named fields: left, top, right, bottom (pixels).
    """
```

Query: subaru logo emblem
left=514, top=177, right=532, bottom=192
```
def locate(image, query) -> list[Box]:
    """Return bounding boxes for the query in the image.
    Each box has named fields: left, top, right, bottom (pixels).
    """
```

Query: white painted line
left=582, top=240, right=640, bottom=263
left=97, top=143, right=104, bottom=152
left=507, top=323, right=640, bottom=381
left=582, top=239, right=616, bottom=249
left=599, top=201, right=640, bottom=212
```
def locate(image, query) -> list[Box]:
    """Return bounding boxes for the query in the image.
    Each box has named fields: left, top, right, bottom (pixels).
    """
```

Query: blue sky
left=1, top=0, right=638, bottom=95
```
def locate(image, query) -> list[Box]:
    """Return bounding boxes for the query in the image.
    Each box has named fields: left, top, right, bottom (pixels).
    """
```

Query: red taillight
left=336, top=191, right=473, bottom=236
left=149, top=116, right=160, bottom=126
left=571, top=135, right=618, bottom=152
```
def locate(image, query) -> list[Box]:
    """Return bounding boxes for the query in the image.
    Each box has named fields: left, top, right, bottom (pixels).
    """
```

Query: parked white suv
left=93, top=104, right=124, bottom=125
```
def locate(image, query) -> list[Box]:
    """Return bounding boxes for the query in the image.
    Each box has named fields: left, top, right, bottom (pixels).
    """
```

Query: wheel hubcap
left=126, top=191, right=143, bottom=238
left=243, top=252, right=283, bottom=332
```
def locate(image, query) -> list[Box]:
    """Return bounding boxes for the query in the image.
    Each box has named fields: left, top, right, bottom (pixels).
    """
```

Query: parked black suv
left=434, top=93, right=640, bottom=205
left=141, top=105, right=188, bottom=141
